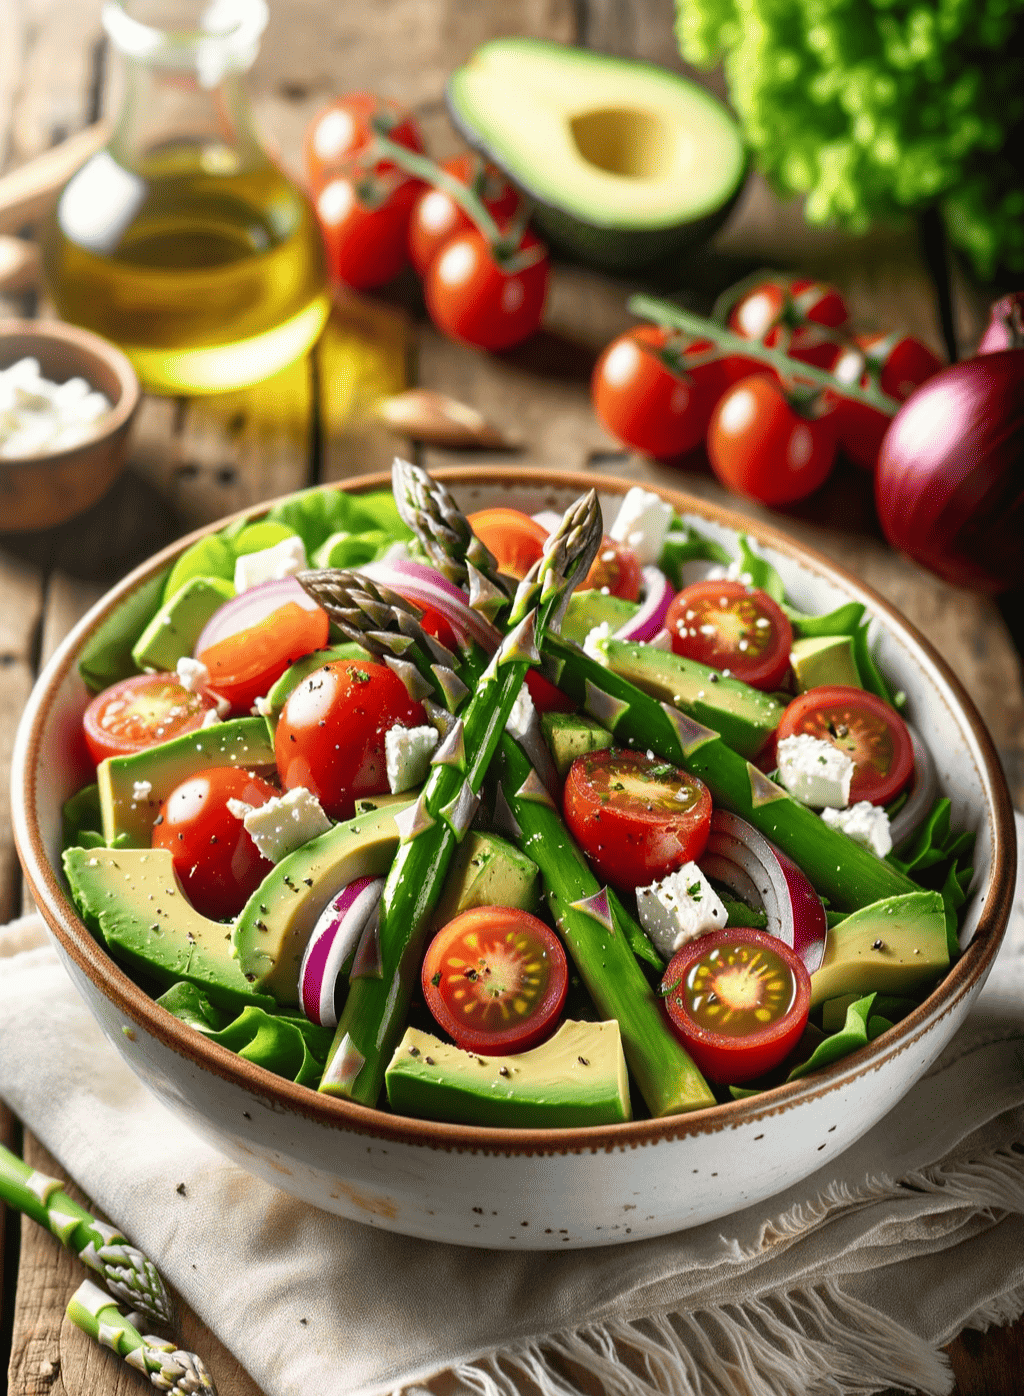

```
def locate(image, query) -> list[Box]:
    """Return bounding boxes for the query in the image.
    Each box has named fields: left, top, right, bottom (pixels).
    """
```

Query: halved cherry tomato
left=707, top=374, right=837, bottom=506
left=578, top=536, right=642, bottom=601
left=197, top=600, right=330, bottom=717
left=660, top=928, right=811, bottom=1084
left=591, top=326, right=730, bottom=460
left=776, top=685, right=914, bottom=807
left=423, top=228, right=549, bottom=352
left=563, top=748, right=712, bottom=893
left=274, top=658, right=426, bottom=820
left=468, top=507, right=548, bottom=580
left=665, top=579, right=793, bottom=691
left=421, top=905, right=568, bottom=1054
left=729, top=278, right=849, bottom=369
left=832, top=333, right=944, bottom=471
left=152, top=767, right=278, bottom=920
left=315, top=175, right=422, bottom=291
left=408, top=154, right=520, bottom=276
left=304, top=92, right=424, bottom=189
left=83, top=673, right=219, bottom=764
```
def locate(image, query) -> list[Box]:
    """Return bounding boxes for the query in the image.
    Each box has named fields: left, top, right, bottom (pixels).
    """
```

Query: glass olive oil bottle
left=43, top=0, right=329, bottom=395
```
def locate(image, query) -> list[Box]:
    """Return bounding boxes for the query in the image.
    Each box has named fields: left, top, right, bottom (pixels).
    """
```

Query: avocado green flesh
left=446, top=37, right=746, bottom=270
left=560, top=590, right=639, bottom=646
left=790, top=634, right=862, bottom=693
left=130, top=575, right=235, bottom=674
left=809, top=892, right=949, bottom=1009
left=601, top=637, right=783, bottom=760
left=385, top=1020, right=631, bottom=1127
left=540, top=711, right=613, bottom=779
left=63, top=846, right=274, bottom=1010
left=98, top=718, right=276, bottom=849
left=233, top=798, right=411, bottom=1005
left=430, top=831, right=540, bottom=929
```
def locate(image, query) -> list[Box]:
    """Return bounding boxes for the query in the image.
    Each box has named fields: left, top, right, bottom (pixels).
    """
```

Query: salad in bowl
left=13, top=464, right=1014, bottom=1248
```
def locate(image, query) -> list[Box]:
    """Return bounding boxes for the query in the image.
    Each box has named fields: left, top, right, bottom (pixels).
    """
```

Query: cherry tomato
left=524, top=668, right=576, bottom=715
left=82, top=674, right=220, bottom=765
left=274, top=658, right=426, bottom=821
left=729, top=277, right=849, bottom=368
left=416, top=604, right=461, bottom=653
left=423, top=228, right=548, bottom=352
left=408, top=154, right=521, bottom=276
left=421, top=905, right=568, bottom=1054
left=315, top=174, right=421, bottom=291
left=468, top=507, right=548, bottom=580
left=776, top=685, right=914, bottom=807
left=577, top=535, right=642, bottom=601
left=664, top=579, right=793, bottom=690
left=832, top=333, right=945, bottom=471
left=152, top=767, right=278, bottom=920
left=707, top=375, right=837, bottom=506
left=563, top=748, right=712, bottom=893
left=660, top=928, right=811, bottom=1085
left=304, top=92, right=424, bottom=189
left=197, top=600, right=329, bottom=717
left=591, top=326, right=730, bottom=460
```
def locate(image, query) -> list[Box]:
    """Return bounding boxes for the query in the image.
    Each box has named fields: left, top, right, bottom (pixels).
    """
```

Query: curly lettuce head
left=676, top=0, right=1024, bottom=279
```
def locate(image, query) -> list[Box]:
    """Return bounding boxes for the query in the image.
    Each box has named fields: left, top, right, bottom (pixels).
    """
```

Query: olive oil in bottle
left=43, top=0, right=329, bottom=396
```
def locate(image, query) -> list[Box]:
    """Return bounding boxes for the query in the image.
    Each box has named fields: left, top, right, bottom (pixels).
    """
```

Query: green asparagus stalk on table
left=314, top=488, right=603, bottom=1106
left=0, top=1141, right=172, bottom=1325
left=67, top=1280, right=215, bottom=1394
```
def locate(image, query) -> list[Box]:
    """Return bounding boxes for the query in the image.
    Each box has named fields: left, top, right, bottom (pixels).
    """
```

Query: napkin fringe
left=419, top=1280, right=952, bottom=1396
left=960, top=1278, right=1024, bottom=1335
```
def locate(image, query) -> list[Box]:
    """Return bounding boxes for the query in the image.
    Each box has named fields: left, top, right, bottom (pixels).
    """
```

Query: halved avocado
left=446, top=37, right=746, bottom=271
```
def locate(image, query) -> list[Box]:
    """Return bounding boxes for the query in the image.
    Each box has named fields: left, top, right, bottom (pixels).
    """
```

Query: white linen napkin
left=2, top=817, right=1023, bottom=1396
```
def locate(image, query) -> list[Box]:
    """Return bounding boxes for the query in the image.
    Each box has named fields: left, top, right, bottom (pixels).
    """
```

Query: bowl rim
left=12, top=465, right=1018, bottom=1156
left=0, top=317, right=140, bottom=462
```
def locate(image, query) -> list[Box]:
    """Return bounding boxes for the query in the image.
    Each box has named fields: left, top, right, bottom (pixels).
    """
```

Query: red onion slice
left=195, top=577, right=321, bottom=656
left=299, top=875, right=383, bottom=1027
left=360, top=559, right=502, bottom=652
left=612, top=566, right=674, bottom=644
left=699, top=810, right=827, bottom=973
left=889, top=721, right=937, bottom=848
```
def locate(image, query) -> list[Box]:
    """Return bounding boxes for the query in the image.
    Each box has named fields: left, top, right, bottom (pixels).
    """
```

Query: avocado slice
left=63, top=846, right=275, bottom=1011
left=540, top=711, right=613, bottom=779
left=597, top=637, right=783, bottom=760
left=790, top=634, right=861, bottom=693
left=809, top=892, right=949, bottom=1009
left=130, top=575, right=235, bottom=674
left=98, top=717, right=276, bottom=849
left=430, top=831, right=540, bottom=928
left=385, top=1020, right=631, bottom=1127
left=560, top=590, right=639, bottom=646
left=447, top=38, right=746, bottom=271
left=232, top=798, right=411, bottom=1004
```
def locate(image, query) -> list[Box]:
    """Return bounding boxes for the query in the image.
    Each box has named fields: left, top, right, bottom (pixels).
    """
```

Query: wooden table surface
left=2, top=1, right=1023, bottom=1392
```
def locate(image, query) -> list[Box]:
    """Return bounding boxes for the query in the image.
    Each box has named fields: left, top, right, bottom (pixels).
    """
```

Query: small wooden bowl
left=0, top=319, right=140, bottom=532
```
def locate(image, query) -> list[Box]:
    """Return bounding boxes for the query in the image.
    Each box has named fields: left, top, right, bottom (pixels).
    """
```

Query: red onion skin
left=978, top=294, right=1024, bottom=354
left=875, top=350, right=1024, bottom=593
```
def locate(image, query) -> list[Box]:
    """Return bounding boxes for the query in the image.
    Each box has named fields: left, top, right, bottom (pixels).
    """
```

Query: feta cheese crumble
left=0, top=357, right=111, bottom=458
left=233, top=535, right=308, bottom=592
left=175, top=656, right=210, bottom=693
left=131, top=780, right=153, bottom=803
left=385, top=724, right=439, bottom=794
left=636, top=863, right=728, bottom=959
left=582, top=620, right=613, bottom=665
left=505, top=681, right=537, bottom=740
left=821, top=800, right=892, bottom=858
left=776, top=733, right=854, bottom=809
left=234, top=787, right=332, bottom=863
left=608, top=486, right=673, bottom=566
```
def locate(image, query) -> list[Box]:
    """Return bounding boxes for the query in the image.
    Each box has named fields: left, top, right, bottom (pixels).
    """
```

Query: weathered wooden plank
left=0, top=553, right=44, bottom=925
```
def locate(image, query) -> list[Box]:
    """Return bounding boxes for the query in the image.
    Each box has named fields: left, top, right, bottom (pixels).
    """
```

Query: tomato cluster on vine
left=592, top=276, right=944, bottom=507
left=304, top=93, right=549, bottom=352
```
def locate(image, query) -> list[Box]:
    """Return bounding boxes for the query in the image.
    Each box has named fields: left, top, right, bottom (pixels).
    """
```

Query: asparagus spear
left=318, top=490, right=603, bottom=1105
left=498, top=729, right=716, bottom=1116
left=67, top=1280, right=215, bottom=1394
left=0, top=1142, right=172, bottom=1326
left=542, top=635, right=918, bottom=912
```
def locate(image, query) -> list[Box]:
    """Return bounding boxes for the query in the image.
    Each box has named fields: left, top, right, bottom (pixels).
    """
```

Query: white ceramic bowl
left=12, top=467, right=1017, bottom=1249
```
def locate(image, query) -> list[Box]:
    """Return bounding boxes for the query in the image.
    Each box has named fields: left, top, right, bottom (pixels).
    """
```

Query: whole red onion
left=875, top=350, right=1024, bottom=593
left=978, top=293, right=1024, bottom=354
